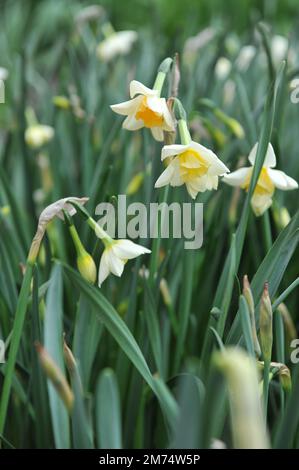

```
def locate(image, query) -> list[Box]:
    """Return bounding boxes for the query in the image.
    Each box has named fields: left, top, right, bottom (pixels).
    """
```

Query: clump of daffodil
left=25, top=108, right=54, bottom=149
left=155, top=99, right=230, bottom=199
left=223, top=142, right=298, bottom=216
left=71, top=203, right=151, bottom=287
left=63, top=210, right=96, bottom=284
left=110, top=57, right=175, bottom=141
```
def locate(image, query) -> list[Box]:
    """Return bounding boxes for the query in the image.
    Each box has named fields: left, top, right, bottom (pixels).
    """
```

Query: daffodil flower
left=222, top=143, right=298, bottom=216
left=98, top=237, right=151, bottom=287
left=25, top=124, right=54, bottom=149
left=155, top=99, right=229, bottom=199
left=94, top=223, right=150, bottom=287
left=70, top=203, right=151, bottom=287
left=97, top=30, right=138, bottom=62
left=110, top=58, right=174, bottom=141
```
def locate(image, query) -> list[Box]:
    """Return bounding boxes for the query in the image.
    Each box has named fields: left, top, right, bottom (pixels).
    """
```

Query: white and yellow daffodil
left=25, top=124, right=54, bottom=149
left=223, top=143, right=298, bottom=216
left=111, top=58, right=174, bottom=141
left=155, top=140, right=229, bottom=199
left=98, top=237, right=151, bottom=287
left=111, top=80, right=174, bottom=141
left=97, top=30, right=138, bottom=62
left=154, top=103, right=229, bottom=199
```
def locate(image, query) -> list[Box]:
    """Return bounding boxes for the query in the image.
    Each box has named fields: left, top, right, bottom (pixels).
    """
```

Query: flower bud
left=160, top=278, right=172, bottom=307
left=243, top=275, right=261, bottom=357
left=63, top=340, right=77, bottom=375
left=77, top=251, right=97, bottom=284
left=126, top=172, right=144, bottom=195
left=259, top=283, right=273, bottom=363
left=35, top=342, right=74, bottom=412
left=53, top=95, right=70, bottom=110
left=277, top=303, right=297, bottom=345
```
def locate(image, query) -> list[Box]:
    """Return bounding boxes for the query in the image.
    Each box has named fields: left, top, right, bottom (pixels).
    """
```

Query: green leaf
left=96, top=369, right=122, bottom=449
left=44, top=265, right=70, bottom=449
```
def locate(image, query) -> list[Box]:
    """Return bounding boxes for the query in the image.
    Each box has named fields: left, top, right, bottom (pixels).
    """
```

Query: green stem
left=153, top=71, right=166, bottom=96
left=69, top=225, right=86, bottom=255
left=178, top=119, right=191, bottom=145
left=0, top=262, right=34, bottom=436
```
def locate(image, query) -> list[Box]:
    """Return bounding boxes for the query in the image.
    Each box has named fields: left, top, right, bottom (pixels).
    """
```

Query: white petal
left=186, top=183, right=198, bottom=199
left=108, top=251, right=125, bottom=277
left=110, top=96, right=142, bottom=116
left=130, top=80, right=157, bottom=98
left=251, top=194, right=273, bottom=216
left=248, top=142, right=276, bottom=168
left=155, top=163, right=175, bottom=188
left=98, top=250, right=111, bottom=287
left=123, top=114, right=144, bottom=130
left=150, top=127, right=164, bottom=141
left=268, top=169, right=298, bottom=190
left=190, top=141, right=229, bottom=174
left=161, top=144, right=190, bottom=161
left=222, top=168, right=250, bottom=186
left=146, top=96, right=164, bottom=114
left=113, top=240, right=151, bottom=259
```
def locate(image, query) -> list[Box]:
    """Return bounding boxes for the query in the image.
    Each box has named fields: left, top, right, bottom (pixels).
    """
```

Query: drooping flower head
left=70, top=202, right=151, bottom=287
left=97, top=29, right=138, bottom=62
left=155, top=99, right=229, bottom=199
left=28, top=197, right=89, bottom=264
left=222, top=143, right=298, bottom=216
left=110, top=57, right=175, bottom=141
left=25, top=124, right=54, bottom=149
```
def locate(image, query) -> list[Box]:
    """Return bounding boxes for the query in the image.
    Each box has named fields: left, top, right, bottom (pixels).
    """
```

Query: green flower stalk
left=63, top=211, right=96, bottom=284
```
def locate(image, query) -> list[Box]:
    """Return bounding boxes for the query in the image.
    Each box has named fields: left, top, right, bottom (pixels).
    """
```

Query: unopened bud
left=278, top=364, right=292, bottom=392
left=160, top=278, right=172, bottom=306
left=126, top=172, right=144, bottom=195
left=243, top=275, right=261, bottom=357
left=35, top=342, right=74, bottom=412
left=77, top=251, right=97, bottom=284
left=277, top=302, right=297, bottom=345
left=53, top=95, right=70, bottom=110
left=63, top=340, right=77, bottom=375
left=259, top=283, right=273, bottom=363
